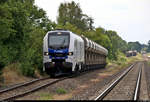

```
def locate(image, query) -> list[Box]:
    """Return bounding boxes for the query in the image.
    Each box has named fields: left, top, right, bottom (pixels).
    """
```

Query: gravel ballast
left=144, top=61, right=150, bottom=99
left=139, top=61, right=149, bottom=100
left=16, top=63, right=135, bottom=100
left=102, top=62, right=141, bottom=100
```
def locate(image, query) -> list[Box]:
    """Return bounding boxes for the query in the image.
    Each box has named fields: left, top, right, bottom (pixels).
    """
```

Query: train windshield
left=48, top=32, right=69, bottom=49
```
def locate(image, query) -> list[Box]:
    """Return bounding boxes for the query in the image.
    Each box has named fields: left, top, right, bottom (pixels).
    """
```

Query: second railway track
left=95, top=62, right=143, bottom=100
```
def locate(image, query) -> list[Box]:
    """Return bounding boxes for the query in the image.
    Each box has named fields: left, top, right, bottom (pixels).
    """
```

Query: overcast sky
left=34, top=0, right=150, bottom=44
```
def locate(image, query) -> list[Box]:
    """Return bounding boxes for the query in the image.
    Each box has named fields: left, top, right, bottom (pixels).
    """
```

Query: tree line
left=0, top=0, right=149, bottom=77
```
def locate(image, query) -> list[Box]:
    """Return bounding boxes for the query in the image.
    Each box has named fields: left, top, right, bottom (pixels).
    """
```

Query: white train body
left=43, top=30, right=108, bottom=76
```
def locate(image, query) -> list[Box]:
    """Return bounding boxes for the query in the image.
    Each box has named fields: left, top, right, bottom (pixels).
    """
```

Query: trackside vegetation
left=0, top=0, right=149, bottom=77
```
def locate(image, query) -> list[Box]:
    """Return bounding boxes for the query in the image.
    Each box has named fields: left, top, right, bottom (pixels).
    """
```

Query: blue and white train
left=43, top=29, right=108, bottom=77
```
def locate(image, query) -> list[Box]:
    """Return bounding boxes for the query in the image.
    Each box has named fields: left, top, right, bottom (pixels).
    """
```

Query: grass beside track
left=35, top=88, right=70, bottom=100
left=107, top=53, right=143, bottom=69
left=38, top=93, right=53, bottom=100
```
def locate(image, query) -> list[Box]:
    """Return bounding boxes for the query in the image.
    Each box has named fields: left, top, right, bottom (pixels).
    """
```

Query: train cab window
left=48, top=32, right=70, bottom=49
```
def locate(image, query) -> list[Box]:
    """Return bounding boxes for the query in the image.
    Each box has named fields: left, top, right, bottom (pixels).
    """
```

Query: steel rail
left=0, top=75, right=75, bottom=101
left=94, top=63, right=135, bottom=100
left=133, top=64, right=142, bottom=100
left=0, top=77, right=50, bottom=94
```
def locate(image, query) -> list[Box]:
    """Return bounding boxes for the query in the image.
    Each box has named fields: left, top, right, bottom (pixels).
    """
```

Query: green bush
left=20, top=61, right=35, bottom=77
left=56, top=88, right=67, bottom=94
left=120, top=57, right=126, bottom=62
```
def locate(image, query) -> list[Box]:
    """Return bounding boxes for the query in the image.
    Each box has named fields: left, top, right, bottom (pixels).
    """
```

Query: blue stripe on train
left=48, top=48, right=69, bottom=59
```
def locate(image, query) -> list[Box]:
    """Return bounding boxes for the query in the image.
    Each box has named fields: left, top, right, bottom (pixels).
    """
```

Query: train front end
left=43, top=30, right=73, bottom=76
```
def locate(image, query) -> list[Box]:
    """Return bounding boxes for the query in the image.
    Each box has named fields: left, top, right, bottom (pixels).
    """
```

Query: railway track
left=0, top=77, right=50, bottom=94
left=94, top=62, right=142, bottom=100
left=0, top=75, right=75, bottom=101
left=0, top=68, right=95, bottom=101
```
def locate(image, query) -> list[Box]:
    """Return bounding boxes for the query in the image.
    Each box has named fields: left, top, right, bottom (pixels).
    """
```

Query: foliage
left=147, top=40, right=150, bottom=52
left=105, top=30, right=128, bottom=60
left=55, top=22, right=82, bottom=35
left=0, top=0, right=54, bottom=77
left=127, top=41, right=142, bottom=52
left=38, top=93, right=53, bottom=100
left=116, top=52, right=127, bottom=65
left=56, top=88, right=67, bottom=94
left=57, top=1, right=94, bottom=31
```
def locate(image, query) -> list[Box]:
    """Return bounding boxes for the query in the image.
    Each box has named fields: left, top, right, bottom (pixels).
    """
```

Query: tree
left=0, top=0, right=15, bottom=69
left=128, top=41, right=142, bottom=52
left=105, top=31, right=119, bottom=60
left=105, top=30, right=128, bottom=60
left=147, top=40, right=150, bottom=52
left=0, top=0, right=54, bottom=76
left=57, top=1, right=94, bottom=31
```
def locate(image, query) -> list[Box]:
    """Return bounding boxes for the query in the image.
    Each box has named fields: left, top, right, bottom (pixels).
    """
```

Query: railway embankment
left=0, top=63, right=47, bottom=90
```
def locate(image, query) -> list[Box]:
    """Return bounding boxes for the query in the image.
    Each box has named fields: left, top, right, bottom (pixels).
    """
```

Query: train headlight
left=68, top=52, right=73, bottom=56
left=44, top=52, right=49, bottom=56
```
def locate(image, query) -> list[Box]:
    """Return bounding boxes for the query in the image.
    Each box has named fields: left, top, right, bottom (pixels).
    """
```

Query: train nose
left=44, top=62, right=55, bottom=69
left=62, top=62, right=72, bottom=68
